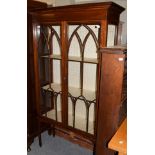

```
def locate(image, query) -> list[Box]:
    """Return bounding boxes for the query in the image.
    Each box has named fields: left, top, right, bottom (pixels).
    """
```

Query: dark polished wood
left=96, top=47, right=127, bottom=155
left=27, top=0, right=48, bottom=149
left=29, top=2, right=126, bottom=155
left=27, top=0, right=47, bottom=11
left=30, top=2, right=124, bottom=24
left=61, top=21, right=69, bottom=128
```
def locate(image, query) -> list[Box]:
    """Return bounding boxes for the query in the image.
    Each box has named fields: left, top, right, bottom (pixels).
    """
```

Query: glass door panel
left=67, top=24, right=100, bottom=134
left=37, top=24, right=62, bottom=123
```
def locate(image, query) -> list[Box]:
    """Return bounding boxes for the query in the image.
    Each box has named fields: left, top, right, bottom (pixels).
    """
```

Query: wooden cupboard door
left=66, top=23, right=101, bottom=135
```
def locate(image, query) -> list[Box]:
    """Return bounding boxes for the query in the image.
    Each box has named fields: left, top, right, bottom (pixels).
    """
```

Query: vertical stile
left=86, top=103, right=90, bottom=133
left=80, top=60, right=84, bottom=95
left=42, top=90, right=46, bottom=113
left=94, top=20, right=108, bottom=137
left=41, top=26, right=52, bottom=113
left=54, top=93, right=58, bottom=121
left=114, top=24, right=118, bottom=45
left=61, top=21, right=68, bottom=127
left=94, top=25, right=100, bottom=136
left=49, top=27, right=54, bottom=109
left=48, top=27, right=53, bottom=88
left=93, top=102, right=95, bottom=134
left=33, top=23, right=41, bottom=115
left=95, top=20, right=108, bottom=155
left=73, top=102, right=76, bottom=128
left=83, top=27, right=91, bottom=134
left=71, top=97, right=77, bottom=128
left=80, top=26, right=84, bottom=95
left=41, top=26, right=47, bottom=83
left=37, top=26, right=46, bottom=115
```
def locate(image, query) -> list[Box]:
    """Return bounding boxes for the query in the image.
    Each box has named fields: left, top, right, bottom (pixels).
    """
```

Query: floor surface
left=28, top=131, right=93, bottom=155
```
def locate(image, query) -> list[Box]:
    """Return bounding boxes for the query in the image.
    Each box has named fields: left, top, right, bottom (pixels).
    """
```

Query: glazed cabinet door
left=33, top=23, right=63, bottom=124
left=66, top=23, right=101, bottom=136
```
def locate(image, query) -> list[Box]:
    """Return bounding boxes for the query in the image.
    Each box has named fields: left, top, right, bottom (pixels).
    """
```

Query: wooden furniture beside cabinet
left=96, top=46, right=127, bottom=155
left=29, top=2, right=127, bottom=155
left=108, top=118, right=127, bottom=155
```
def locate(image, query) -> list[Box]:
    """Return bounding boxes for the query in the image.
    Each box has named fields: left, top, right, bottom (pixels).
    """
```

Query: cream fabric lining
left=43, top=109, right=94, bottom=134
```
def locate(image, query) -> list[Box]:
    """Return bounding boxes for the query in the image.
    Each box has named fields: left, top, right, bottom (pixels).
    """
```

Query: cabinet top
left=30, top=2, right=125, bottom=24
left=34, top=1, right=124, bottom=11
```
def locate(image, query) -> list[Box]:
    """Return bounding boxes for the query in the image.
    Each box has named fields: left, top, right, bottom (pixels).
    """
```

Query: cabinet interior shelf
left=42, top=109, right=94, bottom=134
left=42, top=83, right=96, bottom=102
left=41, top=54, right=98, bottom=64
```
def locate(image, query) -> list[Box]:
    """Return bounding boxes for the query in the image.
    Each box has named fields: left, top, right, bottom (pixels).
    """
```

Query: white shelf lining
left=42, top=83, right=96, bottom=102
left=43, top=109, right=94, bottom=134
left=41, top=54, right=98, bottom=63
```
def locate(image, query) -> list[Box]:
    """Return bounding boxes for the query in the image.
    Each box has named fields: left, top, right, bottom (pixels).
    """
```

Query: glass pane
left=67, top=24, right=99, bottom=134
left=37, top=24, right=62, bottom=123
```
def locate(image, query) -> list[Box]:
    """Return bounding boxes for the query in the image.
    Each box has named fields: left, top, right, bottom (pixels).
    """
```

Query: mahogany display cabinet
left=29, top=2, right=127, bottom=155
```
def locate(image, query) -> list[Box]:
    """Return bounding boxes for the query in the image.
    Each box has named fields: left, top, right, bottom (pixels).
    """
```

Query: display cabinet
left=29, top=2, right=126, bottom=155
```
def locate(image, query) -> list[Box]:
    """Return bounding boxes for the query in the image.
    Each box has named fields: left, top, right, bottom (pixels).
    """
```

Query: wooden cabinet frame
left=29, top=2, right=126, bottom=155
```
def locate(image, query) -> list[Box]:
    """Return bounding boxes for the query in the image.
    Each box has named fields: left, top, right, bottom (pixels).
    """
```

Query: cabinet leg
left=93, top=144, right=96, bottom=155
left=38, top=134, right=42, bottom=147
left=27, top=135, right=34, bottom=152
left=52, top=126, right=55, bottom=137
left=48, top=129, right=52, bottom=135
left=27, top=146, right=31, bottom=152
left=47, top=124, right=55, bottom=137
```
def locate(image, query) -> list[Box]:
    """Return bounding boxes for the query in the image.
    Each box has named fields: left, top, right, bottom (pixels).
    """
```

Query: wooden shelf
left=41, top=54, right=61, bottom=60
left=41, top=54, right=98, bottom=64
left=42, top=83, right=96, bottom=102
left=69, top=56, right=98, bottom=64
left=43, top=109, right=94, bottom=134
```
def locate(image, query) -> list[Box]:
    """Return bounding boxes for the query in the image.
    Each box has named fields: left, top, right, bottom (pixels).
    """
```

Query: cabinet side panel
left=27, top=13, right=38, bottom=138
left=96, top=53, right=125, bottom=155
